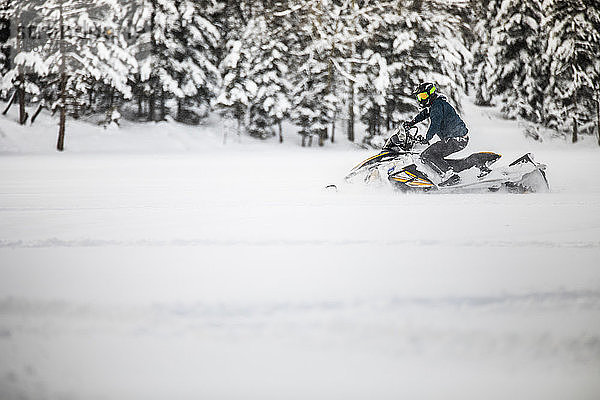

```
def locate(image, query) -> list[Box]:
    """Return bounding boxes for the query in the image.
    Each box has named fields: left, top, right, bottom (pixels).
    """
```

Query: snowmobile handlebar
left=383, top=124, right=420, bottom=152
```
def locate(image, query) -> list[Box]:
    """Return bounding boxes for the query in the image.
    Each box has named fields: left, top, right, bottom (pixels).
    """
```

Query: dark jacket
left=411, top=96, right=468, bottom=141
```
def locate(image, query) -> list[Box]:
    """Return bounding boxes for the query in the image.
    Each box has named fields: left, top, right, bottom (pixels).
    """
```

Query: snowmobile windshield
left=383, top=127, right=417, bottom=152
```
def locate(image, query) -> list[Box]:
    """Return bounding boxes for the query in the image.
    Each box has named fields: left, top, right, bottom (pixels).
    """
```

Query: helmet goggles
left=416, top=85, right=436, bottom=102
left=416, top=92, right=429, bottom=101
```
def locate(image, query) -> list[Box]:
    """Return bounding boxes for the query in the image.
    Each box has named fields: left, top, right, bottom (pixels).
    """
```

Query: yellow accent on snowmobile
left=390, top=171, right=414, bottom=182
left=408, top=181, right=434, bottom=187
left=390, top=172, right=433, bottom=187
left=351, top=152, right=392, bottom=171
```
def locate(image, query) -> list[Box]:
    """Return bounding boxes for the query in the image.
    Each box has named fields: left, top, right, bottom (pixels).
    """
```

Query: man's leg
left=420, top=137, right=468, bottom=174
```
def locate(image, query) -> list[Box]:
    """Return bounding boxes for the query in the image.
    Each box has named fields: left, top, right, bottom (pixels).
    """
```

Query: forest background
left=0, top=0, right=598, bottom=151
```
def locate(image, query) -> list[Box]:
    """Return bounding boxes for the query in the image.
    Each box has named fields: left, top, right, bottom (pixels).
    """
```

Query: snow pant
left=420, top=136, right=469, bottom=174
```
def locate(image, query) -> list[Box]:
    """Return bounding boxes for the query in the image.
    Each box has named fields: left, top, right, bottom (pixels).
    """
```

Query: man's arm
left=409, top=109, right=430, bottom=126
left=425, top=104, right=442, bottom=141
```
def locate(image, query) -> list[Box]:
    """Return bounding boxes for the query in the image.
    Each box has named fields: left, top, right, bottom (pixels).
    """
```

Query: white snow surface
left=1, top=100, right=600, bottom=400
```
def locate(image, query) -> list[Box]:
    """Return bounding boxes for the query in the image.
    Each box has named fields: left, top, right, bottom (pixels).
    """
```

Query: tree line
left=473, top=0, right=599, bottom=144
left=0, top=0, right=598, bottom=151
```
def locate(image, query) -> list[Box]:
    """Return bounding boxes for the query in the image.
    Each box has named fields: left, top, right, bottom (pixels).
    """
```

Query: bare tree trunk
left=2, top=90, right=16, bottom=115
left=108, top=87, right=114, bottom=109
left=18, top=77, right=26, bottom=124
left=31, top=103, right=44, bottom=124
left=160, top=88, right=166, bottom=120
left=571, top=91, right=578, bottom=144
left=331, top=119, right=335, bottom=143
left=148, top=88, right=155, bottom=121
left=348, top=81, right=355, bottom=142
left=385, top=102, right=391, bottom=132
left=597, top=90, right=600, bottom=147
left=177, top=97, right=183, bottom=121
left=278, top=121, right=283, bottom=143
left=347, top=0, right=356, bottom=142
left=137, top=87, right=143, bottom=117
left=58, top=83, right=66, bottom=151
left=57, top=0, right=66, bottom=152
left=72, top=101, right=80, bottom=119
left=16, top=21, right=26, bottom=125
left=148, top=0, right=157, bottom=122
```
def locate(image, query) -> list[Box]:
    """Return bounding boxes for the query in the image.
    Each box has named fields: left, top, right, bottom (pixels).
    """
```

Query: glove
left=389, top=133, right=402, bottom=146
left=402, top=121, right=412, bottom=131
left=416, top=135, right=429, bottom=145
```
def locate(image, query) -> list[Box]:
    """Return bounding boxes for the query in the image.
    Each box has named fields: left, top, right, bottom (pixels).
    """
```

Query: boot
left=439, top=170, right=460, bottom=187
left=477, top=165, right=492, bottom=178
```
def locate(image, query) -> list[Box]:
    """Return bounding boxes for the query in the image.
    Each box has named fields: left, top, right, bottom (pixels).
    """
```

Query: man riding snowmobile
left=403, top=82, right=469, bottom=186
left=328, top=82, right=549, bottom=193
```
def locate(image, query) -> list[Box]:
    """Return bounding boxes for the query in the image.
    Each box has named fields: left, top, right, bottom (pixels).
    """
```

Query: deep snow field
left=1, top=100, right=600, bottom=400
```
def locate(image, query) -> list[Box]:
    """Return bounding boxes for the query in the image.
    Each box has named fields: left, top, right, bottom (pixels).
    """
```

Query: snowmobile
left=327, top=126, right=549, bottom=193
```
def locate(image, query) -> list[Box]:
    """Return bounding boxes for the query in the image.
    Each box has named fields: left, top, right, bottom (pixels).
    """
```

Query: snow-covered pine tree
left=0, top=2, right=46, bottom=125
left=451, top=0, right=477, bottom=96
left=5, top=0, right=136, bottom=150
left=287, top=0, right=360, bottom=144
left=356, top=48, right=391, bottom=141
left=211, top=0, right=246, bottom=136
left=210, top=0, right=250, bottom=30
left=411, top=0, right=470, bottom=110
left=349, top=2, right=392, bottom=143
left=82, top=4, right=138, bottom=125
left=215, top=0, right=332, bottom=144
left=304, top=0, right=399, bottom=144
left=0, top=2, right=8, bottom=79
left=486, top=0, right=545, bottom=122
left=244, top=14, right=292, bottom=140
left=543, top=0, right=600, bottom=142
left=471, top=0, right=500, bottom=106
left=357, top=0, right=471, bottom=143
left=171, top=0, right=220, bottom=124
left=126, top=0, right=178, bottom=121
left=345, top=8, right=360, bottom=143
left=215, top=1, right=293, bottom=140
left=291, top=52, right=335, bottom=146
left=364, top=1, right=415, bottom=137
left=1, top=6, right=36, bottom=122
left=286, top=0, right=347, bottom=146
left=214, top=37, right=252, bottom=138
left=125, top=0, right=220, bottom=123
